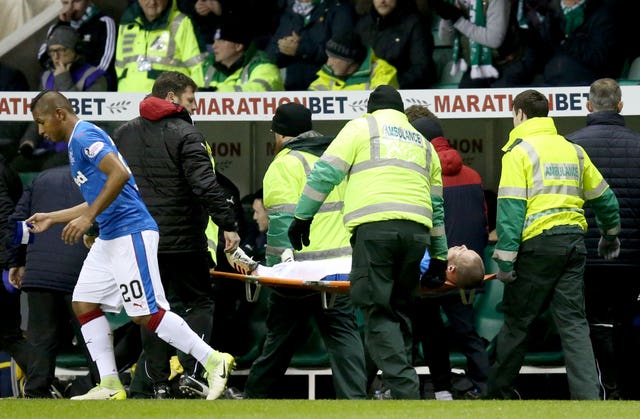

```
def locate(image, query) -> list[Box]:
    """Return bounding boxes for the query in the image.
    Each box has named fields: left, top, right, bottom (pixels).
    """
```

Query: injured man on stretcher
left=225, top=245, right=486, bottom=291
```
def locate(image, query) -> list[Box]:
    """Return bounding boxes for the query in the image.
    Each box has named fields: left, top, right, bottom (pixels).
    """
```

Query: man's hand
left=26, top=213, right=53, bottom=234
left=421, top=258, right=448, bottom=288
left=61, top=215, right=93, bottom=245
left=278, top=31, right=300, bottom=56
left=497, top=270, right=517, bottom=284
left=288, top=217, right=313, bottom=251
left=8, top=267, right=24, bottom=289
left=598, top=236, right=621, bottom=260
left=223, top=231, right=241, bottom=253
left=432, top=0, right=464, bottom=22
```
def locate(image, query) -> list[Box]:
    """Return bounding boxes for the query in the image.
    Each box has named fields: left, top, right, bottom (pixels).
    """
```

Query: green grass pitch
left=2, top=399, right=640, bottom=418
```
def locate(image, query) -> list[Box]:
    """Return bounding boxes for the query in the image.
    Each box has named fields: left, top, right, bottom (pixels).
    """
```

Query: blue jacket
left=567, top=111, right=640, bottom=265
left=7, top=166, right=87, bottom=293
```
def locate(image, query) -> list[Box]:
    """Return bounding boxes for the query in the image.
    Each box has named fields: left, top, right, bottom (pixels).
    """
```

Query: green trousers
left=488, top=230, right=600, bottom=399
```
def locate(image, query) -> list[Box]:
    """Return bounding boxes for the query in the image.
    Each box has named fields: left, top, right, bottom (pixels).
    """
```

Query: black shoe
left=153, top=382, right=172, bottom=399
left=178, top=374, right=209, bottom=399
left=462, top=388, right=482, bottom=400
left=223, top=387, right=244, bottom=399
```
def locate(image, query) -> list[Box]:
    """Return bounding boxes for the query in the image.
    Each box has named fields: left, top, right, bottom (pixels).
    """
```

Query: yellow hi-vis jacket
left=294, top=109, right=448, bottom=261
left=115, top=1, right=204, bottom=92
left=493, top=117, right=620, bottom=272
left=263, top=131, right=351, bottom=267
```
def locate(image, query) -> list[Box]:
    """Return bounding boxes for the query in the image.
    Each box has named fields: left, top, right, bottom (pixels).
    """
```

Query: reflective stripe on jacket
left=494, top=117, right=620, bottom=271
left=115, top=2, right=204, bottom=91
left=295, top=109, right=448, bottom=260
left=263, top=131, right=351, bottom=266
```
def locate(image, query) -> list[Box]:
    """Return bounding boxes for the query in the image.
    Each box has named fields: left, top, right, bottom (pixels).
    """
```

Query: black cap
left=271, top=103, right=312, bottom=137
left=326, top=33, right=367, bottom=64
left=411, top=117, right=444, bottom=141
left=215, top=21, right=252, bottom=46
left=367, top=85, right=404, bottom=113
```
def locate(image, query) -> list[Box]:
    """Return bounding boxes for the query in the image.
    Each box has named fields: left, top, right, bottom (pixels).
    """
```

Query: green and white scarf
left=561, top=0, right=586, bottom=35
left=450, top=0, right=499, bottom=80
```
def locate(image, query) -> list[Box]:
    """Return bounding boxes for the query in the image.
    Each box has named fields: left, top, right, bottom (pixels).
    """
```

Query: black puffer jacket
left=114, top=97, right=237, bottom=253
left=7, top=166, right=87, bottom=292
left=566, top=111, right=640, bottom=265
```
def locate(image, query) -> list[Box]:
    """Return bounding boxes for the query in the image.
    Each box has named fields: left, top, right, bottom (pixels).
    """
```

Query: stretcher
left=210, top=270, right=497, bottom=309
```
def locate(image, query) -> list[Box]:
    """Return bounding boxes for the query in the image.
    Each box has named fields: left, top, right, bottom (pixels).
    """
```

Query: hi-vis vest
left=115, top=4, right=204, bottom=92
left=263, top=132, right=351, bottom=267
left=309, top=50, right=399, bottom=91
left=497, top=117, right=613, bottom=243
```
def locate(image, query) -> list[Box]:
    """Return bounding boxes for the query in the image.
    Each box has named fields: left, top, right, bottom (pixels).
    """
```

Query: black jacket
left=0, top=155, right=22, bottom=269
left=566, top=111, right=640, bottom=265
left=355, top=0, right=435, bottom=88
left=266, top=0, right=355, bottom=90
left=7, top=166, right=87, bottom=292
left=114, top=97, right=237, bottom=254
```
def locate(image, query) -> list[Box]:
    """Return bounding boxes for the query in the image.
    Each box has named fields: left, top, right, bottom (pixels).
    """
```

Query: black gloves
left=598, top=236, right=620, bottom=260
left=432, top=0, right=464, bottom=22
left=19, top=141, right=34, bottom=158
left=287, top=217, right=313, bottom=251
left=421, top=258, right=448, bottom=288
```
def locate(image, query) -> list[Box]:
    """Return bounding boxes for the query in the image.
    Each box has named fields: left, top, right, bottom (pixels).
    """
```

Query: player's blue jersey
left=68, top=120, right=158, bottom=239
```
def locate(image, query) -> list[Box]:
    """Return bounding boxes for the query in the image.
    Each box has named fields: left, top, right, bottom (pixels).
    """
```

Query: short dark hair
left=512, top=89, right=549, bottom=119
left=151, top=71, right=197, bottom=98
left=30, top=89, right=73, bottom=114
left=589, top=78, right=621, bottom=112
left=405, top=105, right=438, bottom=123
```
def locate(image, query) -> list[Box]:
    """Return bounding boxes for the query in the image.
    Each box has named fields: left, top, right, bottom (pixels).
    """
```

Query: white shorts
left=72, top=230, right=169, bottom=316
left=256, top=256, right=352, bottom=280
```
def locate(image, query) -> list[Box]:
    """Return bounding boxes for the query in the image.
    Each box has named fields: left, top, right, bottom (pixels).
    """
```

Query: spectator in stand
left=201, top=20, right=284, bottom=92
left=39, top=25, right=108, bottom=92
left=0, top=64, right=30, bottom=163
left=309, top=32, right=398, bottom=90
left=116, top=0, right=204, bottom=92
left=0, top=155, right=29, bottom=376
left=6, top=165, right=99, bottom=398
left=355, top=0, right=436, bottom=89
left=543, top=0, right=625, bottom=86
left=566, top=78, right=640, bottom=400
left=14, top=25, right=108, bottom=175
left=37, top=0, right=117, bottom=91
left=266, top=0, right=356, bottom=91
left=410, top=114, right=490, bottom=400
left=433, top=0, right=512, bottom=88
left=178, top=0, right=283, bottom=51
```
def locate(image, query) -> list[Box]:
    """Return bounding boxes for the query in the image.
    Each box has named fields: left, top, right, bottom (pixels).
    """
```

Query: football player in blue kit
left=26, top=90, right=235, bottom=400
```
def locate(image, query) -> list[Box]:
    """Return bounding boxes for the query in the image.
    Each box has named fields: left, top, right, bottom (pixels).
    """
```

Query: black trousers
left=414, top=292, right=489, bottom=394
left=350, top=220, right=429, bottom=400
left=23, top=289, right=98, bottom=397
left=244, top=289, right=367, bottom=399
left=584, top=264, right=640, bottom=400
left=130, top=251, right=214, bottom=394
left=0, top=286, right=29, bottom=371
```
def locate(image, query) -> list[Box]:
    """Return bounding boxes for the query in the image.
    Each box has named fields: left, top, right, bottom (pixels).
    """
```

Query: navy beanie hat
left=271, top=103, right=312, bottom=137
left=411, top=117, right=444, bottom=141
left=367, top=85, right=404, bottom=113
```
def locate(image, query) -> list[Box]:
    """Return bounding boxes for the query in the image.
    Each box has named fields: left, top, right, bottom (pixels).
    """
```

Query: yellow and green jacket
left=202, top=44, right=283, bottom=92
left=116, top=1, right=204, bottom=92
left=308, top=50, right=398, bottom=91
left=294, top=109, right=448, bottom=261
left=493, top=117, right=620, bottom=272
left=263, top=131, right=351, bottom=267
